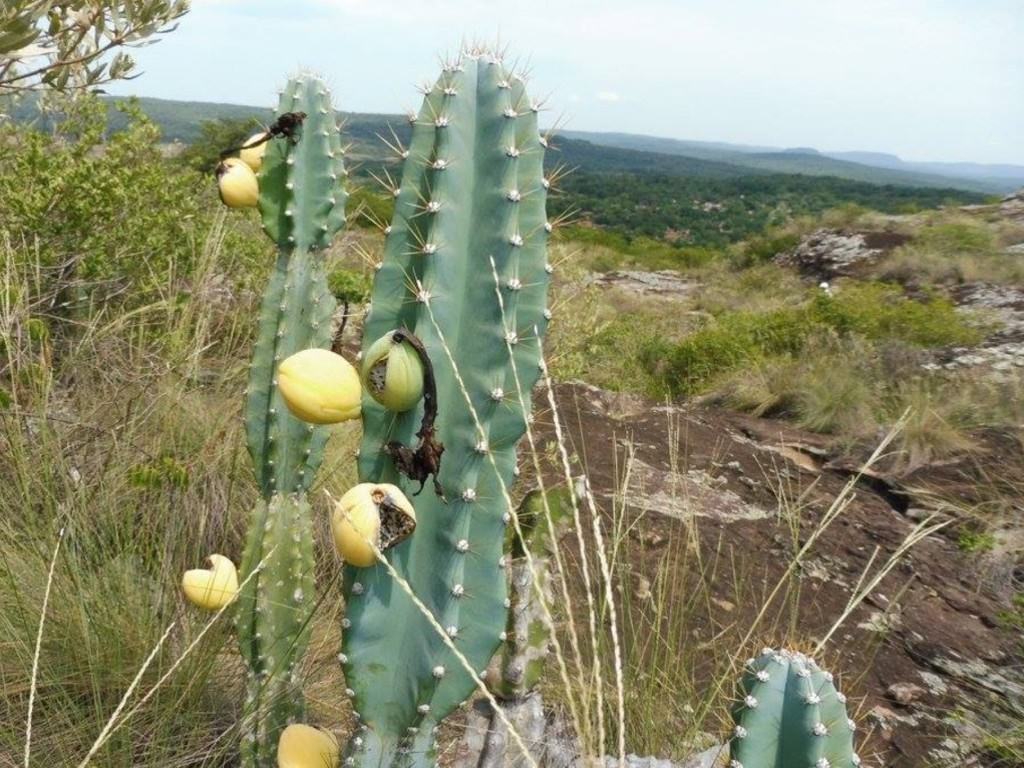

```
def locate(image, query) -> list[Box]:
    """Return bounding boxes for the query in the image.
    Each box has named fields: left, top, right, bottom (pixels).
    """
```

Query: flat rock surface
left=526, top=381, right=1023, bottom=768
left=587, top=270, right=697, bottom=299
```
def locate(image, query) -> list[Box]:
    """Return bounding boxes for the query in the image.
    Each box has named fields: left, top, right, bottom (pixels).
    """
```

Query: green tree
left=0, top=1, right=189, bottom=94
left=0, top=95, right=268, bottom=306
left=178, top=116, right=262, bottom=173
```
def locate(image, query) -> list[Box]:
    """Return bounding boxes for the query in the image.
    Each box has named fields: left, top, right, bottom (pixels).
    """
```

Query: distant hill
left=4, top=94, right=989, bottom=247
left=826, top=151, right=1024, bottom=192
left=560, top=130, right=1023, bottom=194
left=10, top=94, right=1015, bottom=194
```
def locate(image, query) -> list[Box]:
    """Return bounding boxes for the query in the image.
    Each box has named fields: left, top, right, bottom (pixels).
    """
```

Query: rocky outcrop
left=1000, top=189, right=1024, bottom=221
left=775, top=229, right=911, bottom=280
left=520, top=381, right=1024, bottom=768
left=932, top=282, right=1024, bottom=375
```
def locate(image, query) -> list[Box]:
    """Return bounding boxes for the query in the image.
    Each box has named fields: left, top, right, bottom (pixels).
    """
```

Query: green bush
left=957, top=527, right=996, bottom=554
left=561, top=226, right=723, bottom=272
left=644, top=306, right=812, bottom=395
left=177, top=116, right=262, bottom=173
left=808, top=283, right=981, bottom=347
left=917, top=218, right=996, bottom=256
left=738, top=229, right=801, bottom=266
left=347, top=184, right=395, bottom=228
left=646, top=282, right=982, bottom=396
left=327, top=267, right=372, bottom=305
left=0, top=96, right=269, bottom=305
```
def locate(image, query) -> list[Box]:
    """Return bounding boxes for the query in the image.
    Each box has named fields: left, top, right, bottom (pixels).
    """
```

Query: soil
left=525, top=381, right=1024, bottom=768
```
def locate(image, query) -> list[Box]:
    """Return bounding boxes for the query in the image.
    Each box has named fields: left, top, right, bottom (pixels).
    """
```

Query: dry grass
left=0, top=220, right=985, bottom=768
left=874, top=213, right=1024, bottom=286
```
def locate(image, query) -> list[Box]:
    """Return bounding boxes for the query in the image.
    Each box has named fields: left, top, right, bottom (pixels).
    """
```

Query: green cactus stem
left=729, top=648, right=861, bottom=768
left=237, top=493, right=316, bottom=766
left=235, top=72, right=347, bottom=767
left=341, top=50, right=552, bottom=768
left=491, top=489, right=570, bottom=699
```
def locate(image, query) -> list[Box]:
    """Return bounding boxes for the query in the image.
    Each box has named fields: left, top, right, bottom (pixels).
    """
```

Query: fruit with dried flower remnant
left=361, top=331, right=425, bottom=412
left=331, top=483, right=416, bottom=567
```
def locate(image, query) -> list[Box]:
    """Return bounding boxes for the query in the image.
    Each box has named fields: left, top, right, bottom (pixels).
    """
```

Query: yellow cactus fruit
left=239, top=132, right=269, bottom=172
left=331, top=483, right=416, bottom=568
left=277, top=723, right=340, bottom=768
left=277, top=348, right=361, bottom=424
left=181, top=554, right=239, bottom=610
left=361, top=331, right=425, bottom=412
left=215, top=157, right=259, bottom=209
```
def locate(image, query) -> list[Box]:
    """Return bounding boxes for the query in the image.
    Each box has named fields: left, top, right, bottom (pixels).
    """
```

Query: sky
left=106, top=0, right=1024, bottom=165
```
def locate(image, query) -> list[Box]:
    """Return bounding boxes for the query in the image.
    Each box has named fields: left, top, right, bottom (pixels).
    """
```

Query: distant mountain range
left=557, top=131, right=1024, bottom=194
left=9, top=95, right=1021, bottom=194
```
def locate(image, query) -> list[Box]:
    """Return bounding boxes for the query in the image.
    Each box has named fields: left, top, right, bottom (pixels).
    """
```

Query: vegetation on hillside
left=2, top=63, right=1022, bottom=767
left=7, top=99, right=990, bottom=252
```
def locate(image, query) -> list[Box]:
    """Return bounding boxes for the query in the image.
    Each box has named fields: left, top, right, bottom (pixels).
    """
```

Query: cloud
left=108, top=0, right=1024, bottom=163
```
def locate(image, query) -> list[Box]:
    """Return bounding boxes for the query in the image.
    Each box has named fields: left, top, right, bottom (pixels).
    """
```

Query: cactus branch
left=236, top=73, right=348, bottom=767
left=344, top=51, right=551, bottom=768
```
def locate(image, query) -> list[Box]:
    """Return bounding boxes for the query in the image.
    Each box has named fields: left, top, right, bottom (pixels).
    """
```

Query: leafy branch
left=0, top=1, right=190, bottom=94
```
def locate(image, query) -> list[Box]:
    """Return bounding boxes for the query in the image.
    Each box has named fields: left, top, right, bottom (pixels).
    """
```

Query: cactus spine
left=730, top=649, right=861, bottom=768
left=236, top=73, right=348, bottom=767
left=342, top=51, right=551, bottom=768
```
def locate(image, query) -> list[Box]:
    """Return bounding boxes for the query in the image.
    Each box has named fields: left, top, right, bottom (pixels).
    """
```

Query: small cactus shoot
left=729, top=649, right=861, bottom=768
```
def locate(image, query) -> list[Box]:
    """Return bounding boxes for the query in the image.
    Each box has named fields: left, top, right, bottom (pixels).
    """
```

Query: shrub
left=645, top=307, right=811, bottom=396
left=177, top=116, right=262, bottom=173
left=561, top=226, right=724, bottom=273
left=916, top=218, right=997, bottom=257
left=807, top=283, right=982, bottom=347
left=347, top=185, right=395, bottom=228
left=739, top=229, right=801, bottom=266
left=957, top=528, right=996, bottom=553
left=327, top=267, right=372, bottom=306
left=646, top=282, right=982, bottom=397
left=820, top=202, right=870, bottom=229
left=0, top=97, right=269, bottom=304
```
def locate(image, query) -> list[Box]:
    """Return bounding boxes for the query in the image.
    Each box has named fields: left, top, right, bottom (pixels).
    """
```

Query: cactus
left=341, top=51, right=552, bottom=768
left=452, top=490, right=570, bottom=768
left=729, top=649, right=861, bottom=768
left=235, top=73, right=348, bottom=767
left=491, top=489, right=570, bottom=699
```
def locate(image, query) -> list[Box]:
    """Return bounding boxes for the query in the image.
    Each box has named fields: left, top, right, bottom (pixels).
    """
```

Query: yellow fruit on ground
left=277, top=723, right=339, bottom=768
left=277, top=348, right=361, bottom=424
left=331, top=483, right=416, bottom=567
left=239, top=132, right=269, bottom=172
left=216, top=157, right=259, bottom=208
left=181, top=554, right=239, bottom=610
